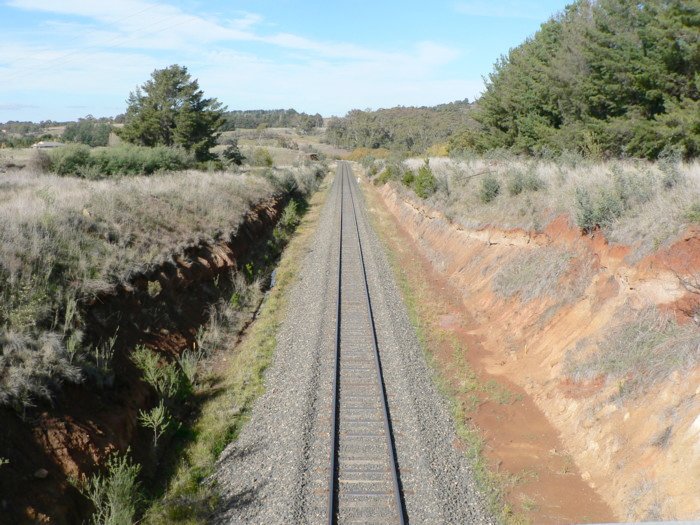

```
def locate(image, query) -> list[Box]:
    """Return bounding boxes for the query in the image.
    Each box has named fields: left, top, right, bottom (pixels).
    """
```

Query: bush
left=48, top=145, right=194, bottom=177
left=479, top=175, right=500, bottom=203
left=50, top=144, right=91, bottom=175
left=506, top=171, right=525, bottom=196
left=574, top=186, right=624, bottom=233
left=220, top=142, right=245, bottom=166
left=402, top=169, right=415, bottom=186
left=0, top=332, right=82, bottom=411
left=249, top=148, right=273, bottom=167
left=685, top=203, right=700, bottom=223
left=131, top=346, right=187, bottom=401
left=78, top=450, right=141, bottom=525
left=413, top=161, right=437, bottom=198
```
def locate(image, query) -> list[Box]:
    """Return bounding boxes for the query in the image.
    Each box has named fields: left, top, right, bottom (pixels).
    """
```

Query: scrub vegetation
left=370, top=155, right=700, bottom=262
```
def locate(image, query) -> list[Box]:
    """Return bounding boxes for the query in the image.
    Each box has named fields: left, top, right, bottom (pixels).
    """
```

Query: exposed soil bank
left=0, top=195, right=288, bottom=524
left=369, top=181, right=700, bottom=521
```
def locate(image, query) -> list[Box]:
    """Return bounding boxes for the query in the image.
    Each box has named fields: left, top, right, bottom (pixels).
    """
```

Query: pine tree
left=118, top=65, right=225, bottom=161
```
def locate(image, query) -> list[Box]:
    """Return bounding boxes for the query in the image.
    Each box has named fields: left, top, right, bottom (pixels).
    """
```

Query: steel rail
left=327, top=162, right=406, bottom=524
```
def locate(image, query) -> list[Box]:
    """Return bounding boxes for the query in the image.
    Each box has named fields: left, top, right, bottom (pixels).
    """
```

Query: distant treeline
left=221, top=109, right=324, bottom=131
left=451, top=0, right=700, bottom=159
left=1, top=116, right=116, bottom=148
left=325, top=100, right=474, bottom=153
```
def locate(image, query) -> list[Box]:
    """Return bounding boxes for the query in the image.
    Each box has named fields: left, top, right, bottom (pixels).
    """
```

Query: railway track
left=327, top=162, right=406, bottom=524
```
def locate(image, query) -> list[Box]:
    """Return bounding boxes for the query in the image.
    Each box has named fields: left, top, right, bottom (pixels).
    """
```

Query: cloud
left=0, top=103, right=39, bottom=110
left=453, top=1, right=553, bottom=20
left=1, top=1, right=476, bottom=118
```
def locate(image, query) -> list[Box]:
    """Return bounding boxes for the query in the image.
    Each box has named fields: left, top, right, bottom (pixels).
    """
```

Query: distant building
left=31, top=141, right=64, bottom=149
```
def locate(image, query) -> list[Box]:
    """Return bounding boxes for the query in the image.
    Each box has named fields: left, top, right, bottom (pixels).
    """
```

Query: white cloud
left=1, top=0, right=478, bottom=118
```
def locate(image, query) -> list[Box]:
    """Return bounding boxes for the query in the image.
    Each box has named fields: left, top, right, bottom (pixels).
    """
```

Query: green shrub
left=506, top=171, right=525, bottom=196
left=522, top=170, right=545, bottom=192
left=413, top=161, right=437, bottom=198
left=78, top=450, right=141, bottom=525
left=138, top=400, right=171, bottom=448
left=249, top=148, right=273, bottom=167
left=131, top=346, right=187, bottom=401
left=574, top=186, right=624, bottom=233
left=479, top=175, right=500, bottom=203
left=220, top=142, right=245, bottom=166
left=685, top=203, right=700, bottom=223
left=402, top=169, right=415, bottom=186
left=50, top=145, right=91, bottom=175
left=48, top=145, right=193, bottom=177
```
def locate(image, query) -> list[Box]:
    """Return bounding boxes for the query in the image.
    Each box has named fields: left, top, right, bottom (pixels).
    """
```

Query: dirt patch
left=365, top=184, right=614, bottom=523
left=367, top=180, right=700, bottom=521
left=0, top=196, right=288, bottom=524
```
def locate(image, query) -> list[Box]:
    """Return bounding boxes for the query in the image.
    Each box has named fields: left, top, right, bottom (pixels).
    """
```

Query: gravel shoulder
left=212, top=164, right=495, bottom=524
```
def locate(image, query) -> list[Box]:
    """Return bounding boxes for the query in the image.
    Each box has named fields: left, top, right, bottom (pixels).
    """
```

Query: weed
left=0, top=457, right=9, bottom=468
left=402, top=169, right=415, bottom=187
left=177, top=349, right=202, bottom=388
left=685, top=202, right=700, bottom=223
left=139, top=400, right=172, bottom=449
left=131, top=346, right=186, bottom=401
left=77, top=449, right=142, bottom=525
left=479, top=175, right=500, bottom=203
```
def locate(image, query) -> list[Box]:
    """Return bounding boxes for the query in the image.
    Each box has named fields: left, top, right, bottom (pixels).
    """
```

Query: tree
left=63, top=116, right=112, bottom=147
left=118, top=65, right=225, bottom=161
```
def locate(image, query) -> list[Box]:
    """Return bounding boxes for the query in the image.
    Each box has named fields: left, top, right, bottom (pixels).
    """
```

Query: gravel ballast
left=212, top=164, right=495, bottom=524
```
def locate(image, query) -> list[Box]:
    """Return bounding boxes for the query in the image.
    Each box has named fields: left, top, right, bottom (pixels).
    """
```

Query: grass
left=0, top=162, right=325, bottom=411
left=141, top=172, right=331, bottom=524
left=373, top=156, right=700, bottom=263
left=491, top=247, right=592, bottom=305
left=564, top=305, right=700, bottom=400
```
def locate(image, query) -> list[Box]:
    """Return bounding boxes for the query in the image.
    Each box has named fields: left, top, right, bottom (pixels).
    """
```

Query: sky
left=0, top=0, right=571, bottom=122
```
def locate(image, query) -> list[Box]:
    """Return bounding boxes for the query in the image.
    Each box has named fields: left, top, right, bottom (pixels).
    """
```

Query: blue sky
left=0, top=0, right=571, bottom=122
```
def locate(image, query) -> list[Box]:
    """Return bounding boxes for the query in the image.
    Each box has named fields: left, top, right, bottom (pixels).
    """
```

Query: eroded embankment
left=373, top=182, right=700, bottom=521
left=0, top=195, right=288, bottom=524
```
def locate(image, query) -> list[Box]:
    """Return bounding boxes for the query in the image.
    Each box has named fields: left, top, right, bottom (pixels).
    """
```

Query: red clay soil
left=367, top=190, right=615, bottom=523
left=366, top=179, right=700, bottom=521
left=0, top=196, right=288, bottom=525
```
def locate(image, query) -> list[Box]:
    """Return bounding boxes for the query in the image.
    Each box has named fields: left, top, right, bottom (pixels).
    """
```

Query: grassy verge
left=142, top=174, right=332, bottom=524
left=360, top=171, right=524, bottom=524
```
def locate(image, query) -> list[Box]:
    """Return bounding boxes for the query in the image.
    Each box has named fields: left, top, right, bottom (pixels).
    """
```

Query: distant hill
left=325, top=99, right=475, bottom=154
left=221, top=109, right=323, bottom=131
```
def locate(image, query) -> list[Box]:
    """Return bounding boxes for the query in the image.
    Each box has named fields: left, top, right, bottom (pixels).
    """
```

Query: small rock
left=34, top=468, right=49, bottom=479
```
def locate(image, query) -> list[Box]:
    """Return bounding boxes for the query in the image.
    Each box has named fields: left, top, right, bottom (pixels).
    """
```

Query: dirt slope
left=0, top=196, right=287, bottom=524
left=373, top=182, right=700, bottom=521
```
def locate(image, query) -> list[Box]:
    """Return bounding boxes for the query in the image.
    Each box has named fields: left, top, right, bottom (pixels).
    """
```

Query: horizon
left=1, top=0, right=571, bottom=122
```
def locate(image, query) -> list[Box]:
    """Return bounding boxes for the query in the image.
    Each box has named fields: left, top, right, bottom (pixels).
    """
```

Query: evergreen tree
left=118, top=65, right=225, bottom=161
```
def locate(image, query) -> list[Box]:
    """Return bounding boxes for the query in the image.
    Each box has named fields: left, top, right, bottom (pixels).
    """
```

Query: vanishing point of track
left=327, top=162, right=407, bottom=524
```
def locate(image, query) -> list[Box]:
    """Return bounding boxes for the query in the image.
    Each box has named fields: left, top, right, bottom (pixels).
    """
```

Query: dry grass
left=396, top=156, right=700, bottom=262
left=492, top=247, right=591, bottom=304
left=0, top=162, right=325, bottom=410
left=564, top=305, right=700, bottom=399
